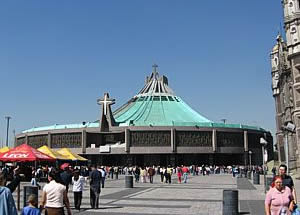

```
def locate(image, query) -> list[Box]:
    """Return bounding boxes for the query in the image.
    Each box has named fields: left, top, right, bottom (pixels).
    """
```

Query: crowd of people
left=0, top=163, right=299, bottom=214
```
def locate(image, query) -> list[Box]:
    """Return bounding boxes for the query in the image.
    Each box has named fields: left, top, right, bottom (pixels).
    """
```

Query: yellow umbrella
left=37, top=145, right=71, bottom=160
left=56, top=148, right=88, bottom=161
left=0, top=146, right=10, bottom=153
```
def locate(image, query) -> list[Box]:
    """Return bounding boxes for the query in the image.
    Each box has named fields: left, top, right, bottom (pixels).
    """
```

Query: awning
left=0, top=147, right=10, bottom=153
left=0, top=144, right=55, bottom=162
left=56, top=148, right=88, bottom=161
left=37, top=145, right=71, bottom=160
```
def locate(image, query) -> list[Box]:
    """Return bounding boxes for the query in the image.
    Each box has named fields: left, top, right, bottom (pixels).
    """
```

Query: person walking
left=40, top=168, right=72, bottom=215
left=109, top=167, right=114, bottom=179
left=277, top=164, right=297, bottom=205
left=134, top=166, right=140, bottom=183
left=182, top=165, right=189, bottom=183
left=72, top=171, right=85, bottom=210
left=0, top=172, right=18, bottom=215
left=89, top=165, right=101, bottom=209
left=177, top=166, right=182, bottom=183
left=265, top=175, right=294, bottom=215
left=166, top=166, right=172, bottom=184
left=60, top=166, right=72, bottom=192
left=148, top=166, right=155, bottom=184
left=21, top=194, right=40, bottom=215
left=99, top=166, right=106, bottom=188
left=114, top=166, right=119, bottom=180
left=160, top=167, right=166, bottom=183
left=140, top=167, right=147, bottom=183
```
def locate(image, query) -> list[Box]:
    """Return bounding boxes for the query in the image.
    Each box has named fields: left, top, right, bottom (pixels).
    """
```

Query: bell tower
left=272, top=0, right=300, bottom=172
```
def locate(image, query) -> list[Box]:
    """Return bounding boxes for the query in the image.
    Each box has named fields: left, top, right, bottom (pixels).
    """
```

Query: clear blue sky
left=0, top=1, right=283, bottom=146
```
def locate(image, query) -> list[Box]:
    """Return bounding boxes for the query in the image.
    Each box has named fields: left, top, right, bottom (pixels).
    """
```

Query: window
left=168, top=96, right=174, bottom=101
left=153, top=96, right=160, bottom=101
left=161, top=96, right=168, bottom=101
left=138, top=96, right=145, bottom=101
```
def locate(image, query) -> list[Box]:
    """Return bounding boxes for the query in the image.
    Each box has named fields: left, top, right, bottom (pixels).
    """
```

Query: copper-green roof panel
left=113, top=68, right=212, bottom=126
left=114, top=95, right=212, bottom=126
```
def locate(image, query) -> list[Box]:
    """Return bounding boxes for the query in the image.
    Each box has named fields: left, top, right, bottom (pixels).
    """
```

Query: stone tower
left=272, top=0, right=300, bottom=172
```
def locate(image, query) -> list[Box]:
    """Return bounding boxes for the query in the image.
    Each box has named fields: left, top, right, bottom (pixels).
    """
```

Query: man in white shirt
left=72, top=171, right=85, bottom=210
left=99, top=167, right=106, bottom=188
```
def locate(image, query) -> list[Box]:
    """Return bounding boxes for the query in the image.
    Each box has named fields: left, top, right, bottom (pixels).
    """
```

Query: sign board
left=99, top=145, right=110, bottom=153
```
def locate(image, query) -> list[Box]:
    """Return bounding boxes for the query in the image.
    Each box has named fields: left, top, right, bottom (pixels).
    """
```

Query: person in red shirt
left=177, top=166, right=182, bottom=183
left=182, top=166, right=189, bottom=183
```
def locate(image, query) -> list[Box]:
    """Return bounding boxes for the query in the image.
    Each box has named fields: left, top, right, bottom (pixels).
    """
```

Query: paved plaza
left=13, top=173, right=300, bottom=215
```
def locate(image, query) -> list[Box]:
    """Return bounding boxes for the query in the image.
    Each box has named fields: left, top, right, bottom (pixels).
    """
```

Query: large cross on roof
left=97, top=93, right=115, bottom=115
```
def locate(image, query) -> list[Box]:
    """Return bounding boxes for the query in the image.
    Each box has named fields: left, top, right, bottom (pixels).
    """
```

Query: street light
left=5, top=116, right=11, bottom=147
left=260, top=137, right=268, bottom=193
left=248, top=150, right=252, bottom=167
left=282, top=122, right=296, bottom=175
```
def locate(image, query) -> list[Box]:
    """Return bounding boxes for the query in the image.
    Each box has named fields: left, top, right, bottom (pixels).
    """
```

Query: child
left=21, top=194, right=41, bottom=215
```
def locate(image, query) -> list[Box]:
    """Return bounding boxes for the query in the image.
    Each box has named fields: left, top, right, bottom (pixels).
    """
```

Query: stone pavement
left=13, top=173, right=295, bottom=215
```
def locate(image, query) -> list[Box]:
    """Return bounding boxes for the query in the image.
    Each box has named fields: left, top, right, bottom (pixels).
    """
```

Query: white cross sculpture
left=97, top=93, right=115, bottom=116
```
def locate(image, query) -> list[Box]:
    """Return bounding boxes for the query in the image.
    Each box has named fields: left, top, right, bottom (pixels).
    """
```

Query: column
left=125, top=129, right=130, bottom=152
left=212, top=129, right=217, bottom=152
left=25, top=135, right=28, bottom=145
left=47, top=132, right=51, bottom=148
left=244, top=131, right=248, bottom=166
left=82, top=129, right=86, bottom=154
left=171, top=128, right=176, bottom=152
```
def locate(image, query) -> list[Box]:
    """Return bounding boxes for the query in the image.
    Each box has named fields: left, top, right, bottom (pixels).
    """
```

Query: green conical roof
left=113, top=66, right=212, bottom=126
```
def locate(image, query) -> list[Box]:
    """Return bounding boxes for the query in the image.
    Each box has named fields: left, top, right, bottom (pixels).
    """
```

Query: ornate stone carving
left=176, top=131, right=212, bottom=147
left=272, top=71, right=280, bottom=95
left=16, top=137, right=25, bottom=146
left=51, top=133, right=82, bottom=148
left=130, top=131, right=170, bottom=147
left=217, top=132, right=243, bottom=147
left=28, top=135, right=48, bottom=148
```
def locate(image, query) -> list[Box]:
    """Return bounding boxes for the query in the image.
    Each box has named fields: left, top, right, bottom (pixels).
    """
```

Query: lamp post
left=260, top=137, right=267, bottom=193
left=248, top=150, right=252, bottom=167
left=5, top=116, right=11, bottom=147
left=282, top=122, right=296, bottom=175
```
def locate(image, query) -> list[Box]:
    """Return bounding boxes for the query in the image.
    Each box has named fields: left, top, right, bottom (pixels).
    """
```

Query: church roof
left=22, top=65, right=266, bottom=133
left=113, top=65, right=212, bottom=126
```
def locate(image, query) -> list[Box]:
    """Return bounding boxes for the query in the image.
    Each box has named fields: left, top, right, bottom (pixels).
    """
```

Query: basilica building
left=16, top=65, right=272, bottom=166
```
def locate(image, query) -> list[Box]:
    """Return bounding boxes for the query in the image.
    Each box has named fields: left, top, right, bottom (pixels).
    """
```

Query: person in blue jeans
left=21, top=194, right=41, bottom=215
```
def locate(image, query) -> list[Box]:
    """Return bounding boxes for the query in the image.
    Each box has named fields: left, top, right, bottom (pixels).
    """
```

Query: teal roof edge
left=22, top=122, right=266, bottom=133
